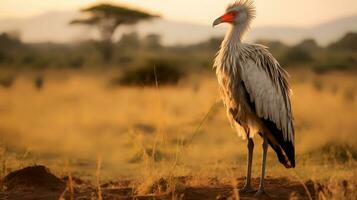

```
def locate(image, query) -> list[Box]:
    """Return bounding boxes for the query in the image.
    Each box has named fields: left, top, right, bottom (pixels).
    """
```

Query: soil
left=0, top=165, right=337, bottom=200
left=1, top=165, right=66, bottom=200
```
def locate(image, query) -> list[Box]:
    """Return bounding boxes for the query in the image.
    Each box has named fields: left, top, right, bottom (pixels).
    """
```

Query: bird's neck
left=224, top=24, right=247, bottom=47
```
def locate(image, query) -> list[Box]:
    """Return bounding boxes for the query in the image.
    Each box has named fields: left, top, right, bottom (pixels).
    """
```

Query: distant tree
left=329, top=32, right=357, bottom=52
left=143, top=34, right=162, bottom=50
left=189, top=37, right=222, bottom=51
left=205, top=38, right=222, bottom=50
left=0, top=32, right=23, bottom=64
left=282, top=47, right=313, bottom=65
left=70, top=3, right=157, bottom=62
left=114, top=58, right=184, bottom=86
left=296, top=39, right=320, bottom=52
left=255, top=39, right=289, bottom=55
left=0, top=32, right=22, bottom=49
left=117, top=32, right=141, bottom=50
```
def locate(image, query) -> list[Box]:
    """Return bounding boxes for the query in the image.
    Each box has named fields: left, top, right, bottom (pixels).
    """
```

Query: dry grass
left=0, top=68, right=356, bottom=199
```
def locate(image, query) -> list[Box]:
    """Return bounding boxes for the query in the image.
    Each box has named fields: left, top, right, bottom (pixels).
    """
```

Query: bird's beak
left=212, top=17, right=222, bottom=27
left=212, top=12, right=234, bottom=27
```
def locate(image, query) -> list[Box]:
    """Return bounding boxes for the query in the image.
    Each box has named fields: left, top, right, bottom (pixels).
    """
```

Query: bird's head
left=213, top=0, right=256, bottom=27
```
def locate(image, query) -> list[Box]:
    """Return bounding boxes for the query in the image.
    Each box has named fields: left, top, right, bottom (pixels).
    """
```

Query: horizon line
left=0, top=9, right=356, bottom=29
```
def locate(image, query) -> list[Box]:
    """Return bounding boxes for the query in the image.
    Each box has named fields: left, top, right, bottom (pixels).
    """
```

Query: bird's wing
left=240, top=46, right=294, bottom=142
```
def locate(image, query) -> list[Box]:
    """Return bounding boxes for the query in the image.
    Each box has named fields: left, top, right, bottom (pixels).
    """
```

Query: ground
left=2, top=166, right=337, bottom=200
left=0, top=68, right=356, bottom=199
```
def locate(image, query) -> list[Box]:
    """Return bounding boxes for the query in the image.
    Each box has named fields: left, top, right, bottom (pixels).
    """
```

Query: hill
left=0, top=11, right=356, bottom=45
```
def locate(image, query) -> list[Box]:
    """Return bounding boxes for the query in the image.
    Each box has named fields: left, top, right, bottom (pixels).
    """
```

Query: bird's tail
left=262, top=119, right=295, bottom=168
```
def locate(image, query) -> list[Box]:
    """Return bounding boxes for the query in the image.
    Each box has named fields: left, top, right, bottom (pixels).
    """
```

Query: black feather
left=240, top=81, right=295, bottom=168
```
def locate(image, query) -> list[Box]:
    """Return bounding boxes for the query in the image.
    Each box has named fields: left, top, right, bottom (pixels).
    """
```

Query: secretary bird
left=212, top=0, right=295, bottom=196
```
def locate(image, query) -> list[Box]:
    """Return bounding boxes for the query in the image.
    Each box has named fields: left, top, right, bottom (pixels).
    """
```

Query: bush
left=68, top=56, right=84, bottom=69
left=329, top=32, right=357, bottom=52
left=313, top=59, right=351, bottom=74
left=128, top=148, right=167, bottom=163
left=114, top=58, right=184, bottom=86
left=0, top=75, right=15, bottom=88
left=303, top=143, right=357, bottom=164
left=34, top=76, right=44, bottom=90
left=296, top=39, right=320, bottom=52
left=282, top=47, right=313, bottom=65
left=320, top=143, right=357, bottom=163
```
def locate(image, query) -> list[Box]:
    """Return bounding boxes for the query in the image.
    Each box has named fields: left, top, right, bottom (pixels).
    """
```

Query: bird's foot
left=254, top=189, right=268, bottom=198
left=239, top=184, right=255, bottom=193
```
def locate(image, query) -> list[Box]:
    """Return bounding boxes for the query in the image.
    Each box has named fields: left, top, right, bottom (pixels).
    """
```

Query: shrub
left=0, top=75, right=15, bottom=88
left=302, top=143, right=357, bottom=165
left=329, top=32, right=357, bottom=52
left=114, top=58, right=184, bottom=86
left=34, top=76, right=44, bottom=90
left=296, top=39, right=320, bottom=52
left=319, top=143, right=357, bottom=163
left=313, top=59, right=351, bottom=74
left=68, top=56, right=84, bottom=69
left=282, top=47, right=313, bottom=65
left=128, top=148, right=167, bottom=163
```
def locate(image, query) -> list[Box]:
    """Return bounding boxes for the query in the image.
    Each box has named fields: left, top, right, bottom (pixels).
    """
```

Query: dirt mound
left=3, top=165, right=65, bottom=200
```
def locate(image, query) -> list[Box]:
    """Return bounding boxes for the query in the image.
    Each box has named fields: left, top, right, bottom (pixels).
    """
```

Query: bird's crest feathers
left=226, top=0, right=256, bottom=21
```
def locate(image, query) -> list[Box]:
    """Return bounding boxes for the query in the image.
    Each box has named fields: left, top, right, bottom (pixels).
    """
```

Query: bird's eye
left=229, top=11, right=239, bottom=16
left=232, top=11, right=239, bottom=16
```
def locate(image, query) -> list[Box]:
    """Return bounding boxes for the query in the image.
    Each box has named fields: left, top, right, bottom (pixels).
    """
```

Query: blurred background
left=0, top=0, right=356, bottom=182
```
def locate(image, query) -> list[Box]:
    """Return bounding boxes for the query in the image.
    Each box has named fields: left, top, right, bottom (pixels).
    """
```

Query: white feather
left=240, top=59, right=293, bottom=142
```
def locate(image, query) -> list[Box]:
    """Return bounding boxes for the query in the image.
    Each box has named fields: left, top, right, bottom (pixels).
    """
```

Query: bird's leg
left=255, top=135, right=268, bottom=197
left=240, top=138, right=255, bottom=193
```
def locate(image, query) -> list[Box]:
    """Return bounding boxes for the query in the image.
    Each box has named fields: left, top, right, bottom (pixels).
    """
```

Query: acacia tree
left=70, top=3, right=157, bottom=61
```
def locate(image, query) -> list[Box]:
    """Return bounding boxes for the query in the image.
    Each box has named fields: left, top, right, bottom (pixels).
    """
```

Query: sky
left=0, top=0, right=357, bottom=27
